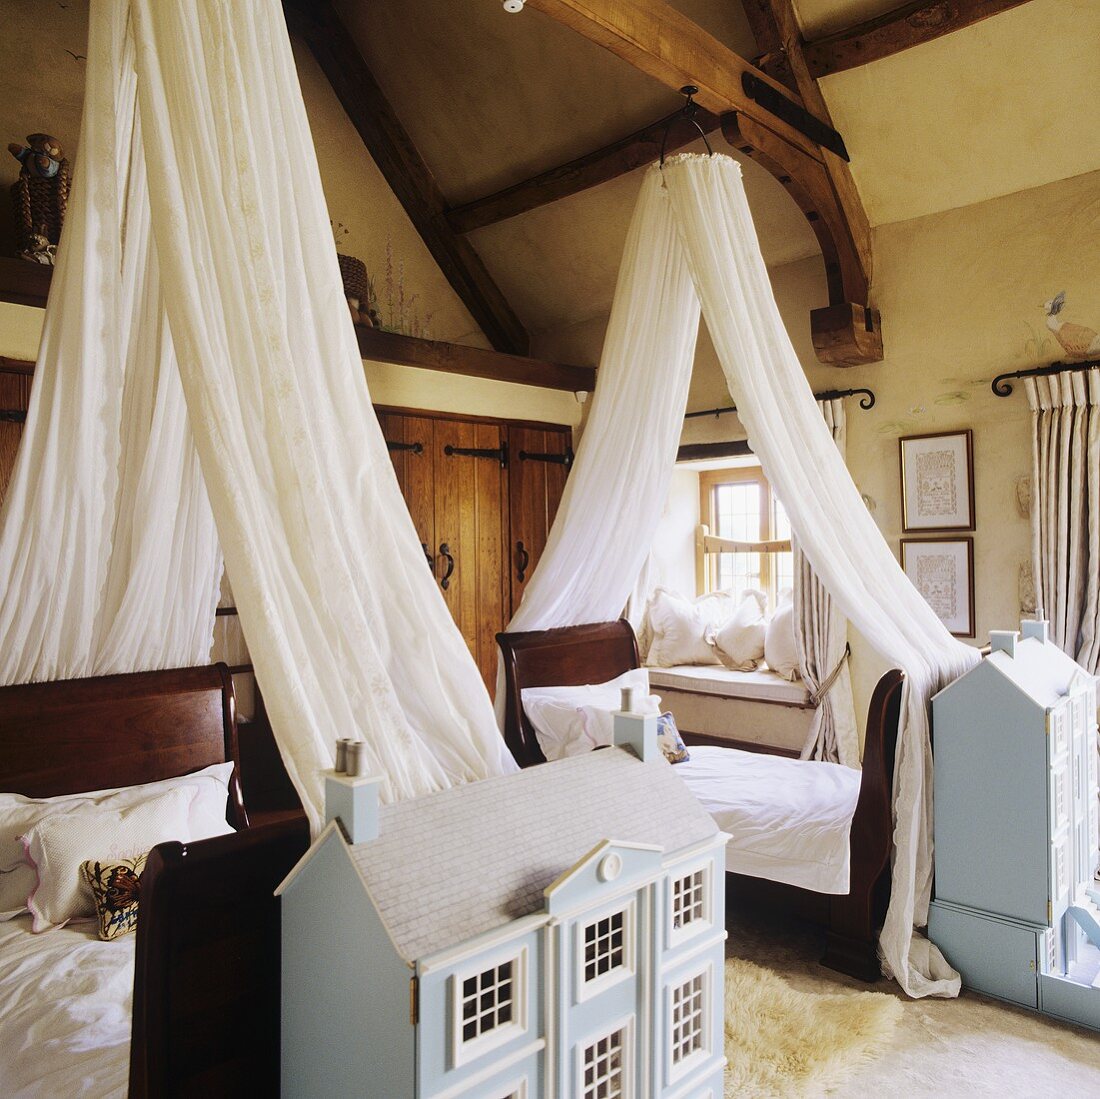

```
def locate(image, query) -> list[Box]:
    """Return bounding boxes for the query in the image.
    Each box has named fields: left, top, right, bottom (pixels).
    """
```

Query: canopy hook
left=659, top=85, right=715, bottom=166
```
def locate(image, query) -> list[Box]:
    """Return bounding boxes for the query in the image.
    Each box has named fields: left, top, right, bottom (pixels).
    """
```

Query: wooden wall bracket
left=720, top=115, right=882, bottom=365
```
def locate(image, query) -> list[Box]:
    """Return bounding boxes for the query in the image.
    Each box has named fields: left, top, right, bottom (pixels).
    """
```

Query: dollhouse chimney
left=989, top=630, right=1018, bottom=658
left=325, top=771, right=383, bottom=844
left=613, top=708, right=660, bottom=763
left=1020, top=619, right=1050, bottom=644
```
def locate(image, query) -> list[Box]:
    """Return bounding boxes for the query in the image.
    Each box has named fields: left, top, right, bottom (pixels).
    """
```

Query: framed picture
left=899, top=430, right=975, bottom=532
left=901, top=537, right=975, bottom=638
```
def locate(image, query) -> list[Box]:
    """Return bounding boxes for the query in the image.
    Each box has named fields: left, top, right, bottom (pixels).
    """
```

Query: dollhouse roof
left=947, top=635, right=1094, bottom=710
left=348, top=746, right=718, bottom=963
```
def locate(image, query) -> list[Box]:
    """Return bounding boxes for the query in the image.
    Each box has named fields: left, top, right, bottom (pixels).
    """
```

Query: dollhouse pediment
left=543, top=838, right=663, bottom=916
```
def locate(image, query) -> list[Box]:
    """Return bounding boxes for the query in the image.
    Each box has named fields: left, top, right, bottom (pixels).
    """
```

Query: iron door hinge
left=409, top=975, right=419, bottom=1026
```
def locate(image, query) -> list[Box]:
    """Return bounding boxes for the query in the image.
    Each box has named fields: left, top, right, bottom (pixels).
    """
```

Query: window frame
left=696, top=464, right=791, bottom=605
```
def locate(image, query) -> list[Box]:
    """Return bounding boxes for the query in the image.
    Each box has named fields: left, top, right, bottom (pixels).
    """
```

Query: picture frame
left=899, top=429, right=975, bottom=532
left=900, top=537, right=975, bottom=638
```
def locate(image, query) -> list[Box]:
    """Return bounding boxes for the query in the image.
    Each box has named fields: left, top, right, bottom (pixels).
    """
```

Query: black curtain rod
left=992, top=358, right=1100, bottom=397
left=684, top=386, right=875, bottom=421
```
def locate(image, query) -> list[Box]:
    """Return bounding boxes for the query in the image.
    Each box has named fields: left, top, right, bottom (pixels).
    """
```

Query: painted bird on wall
left=1044, top=291, right=1100, bottom=360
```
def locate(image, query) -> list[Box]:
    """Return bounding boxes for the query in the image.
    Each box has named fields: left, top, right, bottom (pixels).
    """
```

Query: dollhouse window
left=670, top=971, right=707, bottom=1068
left=584, top=910, right=625, bottom=982
left=451, top=947, right=528, bottom=1067
left=670, top=866, right=709, bottom=943
left=582, top=1024, right=627, bottom=1099
left=461, top=960, right=514, bottom=1042
left=576, top=899, right=636, bottom=1001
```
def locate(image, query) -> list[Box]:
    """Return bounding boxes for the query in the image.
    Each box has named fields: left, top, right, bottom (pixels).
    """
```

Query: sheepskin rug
left=723, top=956, right=902, bottom=1097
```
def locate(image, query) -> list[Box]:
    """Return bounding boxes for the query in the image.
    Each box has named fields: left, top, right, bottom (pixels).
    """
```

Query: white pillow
left=522, top=668, right=661, bottom=761
left=22, top=786, right=195, bottom=931
left=765, top=587, right=801, bottom=681
left=710, top=590, right=767, bottom=671
left=0, top=761, right=236, bottom=921
left=645, top=588, right=738, bottom=667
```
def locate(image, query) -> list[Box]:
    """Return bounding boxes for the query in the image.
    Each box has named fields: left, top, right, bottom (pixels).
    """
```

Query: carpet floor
left=726, top=903, right=1100, bottom=1098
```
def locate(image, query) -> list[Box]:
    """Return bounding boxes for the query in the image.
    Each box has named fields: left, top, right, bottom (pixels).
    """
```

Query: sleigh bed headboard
left=0, top=663, right=247, bottom=826
left=497, top=618, right=640, bottom=768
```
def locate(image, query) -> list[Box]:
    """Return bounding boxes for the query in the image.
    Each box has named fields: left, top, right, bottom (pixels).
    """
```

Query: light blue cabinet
left=930, top=620, right=1100, bottom=1030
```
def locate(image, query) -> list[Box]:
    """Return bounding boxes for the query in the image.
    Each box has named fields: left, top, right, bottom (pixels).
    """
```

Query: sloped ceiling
left=1, top=0, right=1097, bottom=360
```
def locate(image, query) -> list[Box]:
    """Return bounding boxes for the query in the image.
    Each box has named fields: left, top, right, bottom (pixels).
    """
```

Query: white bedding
left=0, top=916, right=132, bottom=1098
left=674, top=746, right=861, bottom=894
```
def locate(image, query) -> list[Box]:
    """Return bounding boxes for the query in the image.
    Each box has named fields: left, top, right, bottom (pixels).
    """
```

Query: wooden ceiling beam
left=523, top=0, right=830, bottom=164
left=445, top=107, right=722, bottom=234
left=737, top=1, right=881, bottom=364
left=523, top=0, right=880, bottom=364
left=803, top=1, right=1033, bottom=79
left=285, top=1, right=531, bottom=356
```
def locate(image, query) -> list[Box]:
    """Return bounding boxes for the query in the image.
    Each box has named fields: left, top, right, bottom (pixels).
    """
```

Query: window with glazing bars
left=671, top=869, right=706, bottom=931
left=460, top=960, right=514, bottom=1043
left=670, top=973, right=707, bottom=1065
left=584, top=910, right=626, bottom=982
left=582, top=1026, right=627, bottom=1099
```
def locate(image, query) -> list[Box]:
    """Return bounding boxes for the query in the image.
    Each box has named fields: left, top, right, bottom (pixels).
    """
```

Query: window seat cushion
left=646, top=664, right=811, bottom=707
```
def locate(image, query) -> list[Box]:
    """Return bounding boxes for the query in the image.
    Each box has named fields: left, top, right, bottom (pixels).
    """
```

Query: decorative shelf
left=0, top=256, right=51, bottom=309
left=0, top=257, right=595, bottom=393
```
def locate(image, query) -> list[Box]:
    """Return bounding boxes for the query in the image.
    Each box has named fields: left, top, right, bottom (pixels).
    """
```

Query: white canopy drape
left=0, top=0, right=514, bottom=832
left=507, top=155, right=978, bottom=997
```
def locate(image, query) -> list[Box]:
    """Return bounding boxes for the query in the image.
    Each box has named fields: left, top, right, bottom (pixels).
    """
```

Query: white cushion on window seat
left=646, top=664, right=810, bottom=706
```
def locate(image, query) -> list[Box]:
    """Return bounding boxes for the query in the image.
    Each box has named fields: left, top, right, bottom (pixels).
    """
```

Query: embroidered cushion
left=656, top=711, right=690, bottom=764
left=81, top=854, right=147, bottom=941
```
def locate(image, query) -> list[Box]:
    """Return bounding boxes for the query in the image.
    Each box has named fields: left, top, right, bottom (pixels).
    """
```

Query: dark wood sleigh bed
left=0, top=662, right=309, bottom=1097
left=497, top=618, right=904, bottom=982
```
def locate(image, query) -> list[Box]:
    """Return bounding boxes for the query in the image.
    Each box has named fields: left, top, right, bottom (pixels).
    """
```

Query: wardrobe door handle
left=422, top=542, right=434, bottom=572
left=516, top=541, right=530, bottom=582
left=439, top=543, right=455, bottom=590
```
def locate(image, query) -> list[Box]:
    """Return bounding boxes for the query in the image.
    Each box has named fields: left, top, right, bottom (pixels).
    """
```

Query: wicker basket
left=337, top=252, right=369, bottom=302
left=11, top=164, right=70, bottom=252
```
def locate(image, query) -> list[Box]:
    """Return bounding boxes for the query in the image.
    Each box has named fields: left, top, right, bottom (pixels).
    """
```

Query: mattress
left=647, top=664, right=812, bottom=706
left=674, top=746, right=861, bottom=894
left=0, top=915, right=132, bottom=1098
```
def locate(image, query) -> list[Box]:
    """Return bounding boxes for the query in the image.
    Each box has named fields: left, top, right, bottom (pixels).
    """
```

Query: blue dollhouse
left=929, top=619, right=1100, bottom=1030
left=277, top=712, right=730, bottom=1098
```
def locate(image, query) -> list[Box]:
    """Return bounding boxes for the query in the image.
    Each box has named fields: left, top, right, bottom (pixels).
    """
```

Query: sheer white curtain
left=511, top=154, right=977, bottom=996
left=496, top=167, right=700, bottom=690
left=0, top=0, right=514, bottom=832
left=795, top=399, right=859, bottom=767
left=0, top=4, right=223, bottom=683
left=1026, top=370, right=1100, bottom=674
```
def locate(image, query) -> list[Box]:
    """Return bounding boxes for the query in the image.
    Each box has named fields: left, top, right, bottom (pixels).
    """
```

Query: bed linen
left=0, top=915, right=131, bottom=1098
left=674, top=746, right=860, bottom=893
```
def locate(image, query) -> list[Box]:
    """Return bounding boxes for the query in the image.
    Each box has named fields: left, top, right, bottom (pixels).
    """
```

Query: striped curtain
left=1026, top=369, right=1100, bottom=673
left=794, top=398, right=859, bottom=767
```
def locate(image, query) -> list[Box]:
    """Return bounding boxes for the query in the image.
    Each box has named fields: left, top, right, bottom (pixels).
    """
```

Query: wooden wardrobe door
left=507, top=426, right=572, bottom=615
left=433, top=419, right=507, bottom=693
left=399, top=416, right=437, bottom=578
